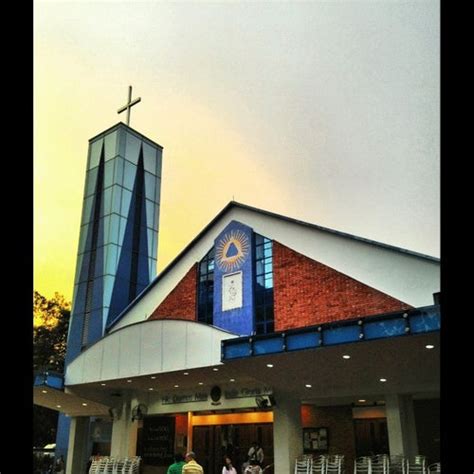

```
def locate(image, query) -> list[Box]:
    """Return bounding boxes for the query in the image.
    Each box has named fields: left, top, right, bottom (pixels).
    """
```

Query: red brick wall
left=148, top=264, right=198, bottom=321
left=301, top=404, right=357, bottom=469
left=273, top=241, right=412, bottom=331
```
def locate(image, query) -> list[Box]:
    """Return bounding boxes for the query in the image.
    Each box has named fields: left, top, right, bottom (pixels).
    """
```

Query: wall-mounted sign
left=142, top=416, right=175, bottom=466
left=161, top=392, right=208, bottom=405
left=224, top=386, right=273, bottom=399
left=222, top=271, right=243, bottom=311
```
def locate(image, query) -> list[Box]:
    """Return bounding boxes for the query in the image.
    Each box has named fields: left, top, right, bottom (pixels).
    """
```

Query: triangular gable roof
left=107, top=201, right=439, bottom=331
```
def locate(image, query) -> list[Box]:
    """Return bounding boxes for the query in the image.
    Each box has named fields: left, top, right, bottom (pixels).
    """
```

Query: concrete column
left=273, top=396, right=302, bottom=474
left=111, top=400, right=132, bottom=458
left=66, top=416, right=90, bottom=474
left=386, top=394, right=419, bottom=459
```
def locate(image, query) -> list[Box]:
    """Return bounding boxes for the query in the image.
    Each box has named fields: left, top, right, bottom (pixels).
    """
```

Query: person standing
left=167, top=453, right=186, bottom=474
left=242, top=442, right=264, bottom=472
left=183, top=451, right=204, bottom=474
left=222, top=456, right=238, bottom=474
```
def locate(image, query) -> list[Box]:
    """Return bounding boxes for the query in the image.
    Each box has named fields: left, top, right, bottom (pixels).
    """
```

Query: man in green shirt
left=167, top=453, right=186, bottom=474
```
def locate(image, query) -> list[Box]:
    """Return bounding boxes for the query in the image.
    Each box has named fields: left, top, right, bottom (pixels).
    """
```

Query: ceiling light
left=425, top=344, right=435, bottom=349
left=100, top=383, right=106, bottom=386
left=184, top=372, right=189, bottom=376
left=305, top=384, right=312, bottom=388
left=127, top=380, right=132, bottom=383
left=56, top=405, right=61, bottom=408
left=342, top=355, right=351, bottom=359
left=379, top=378, right=387, bottom=382
left=358, top=399, right=366, bottom=403
left=174, top=384, right=179, bottom=388
left=198, top=382, right=203, bottom=385
left=266, top=364, right=274, bottom=368
left=148, top=388, right=154, bottom=391
left=82, top=403, right=88, bottom=406
left=230, top=378, right=235, bottom=382
left=41, top=390, right=48, bottom=394
left=213, top=368, right=219, bottom=372
left=151, top=376, right=156, bottom=379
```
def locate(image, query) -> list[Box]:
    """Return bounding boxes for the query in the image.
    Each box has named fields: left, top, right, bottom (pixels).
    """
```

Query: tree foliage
left=33, top=291, right=71, bottom=373
left=33, top=291, right=71, bottom=447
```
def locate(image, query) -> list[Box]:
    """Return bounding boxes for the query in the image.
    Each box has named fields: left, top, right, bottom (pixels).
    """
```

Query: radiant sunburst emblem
left=216, top=230, right=250, bottom=272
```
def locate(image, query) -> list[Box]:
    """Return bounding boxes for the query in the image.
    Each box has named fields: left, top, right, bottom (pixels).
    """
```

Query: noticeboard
left=142, top=416, right=175, bottom=466
left=303, top=427, right=329, bottom=452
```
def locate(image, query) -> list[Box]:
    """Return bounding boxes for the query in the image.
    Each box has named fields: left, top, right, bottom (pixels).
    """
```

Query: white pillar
left=385, top=394, right=418, bottom=459
left=111, top=400, right=132, bottom=458
left=273, top=396, right=302, bottom=474
left=66, top=417, right=90, bottom=474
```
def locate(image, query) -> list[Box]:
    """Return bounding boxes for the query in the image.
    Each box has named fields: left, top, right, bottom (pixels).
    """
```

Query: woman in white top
left=222, top=456, right=238, bottom=474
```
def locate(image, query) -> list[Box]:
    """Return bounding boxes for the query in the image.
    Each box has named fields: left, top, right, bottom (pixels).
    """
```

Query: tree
left=33, top=291, right=71, bottom=373
left=33, top=291, right=71, bottom=447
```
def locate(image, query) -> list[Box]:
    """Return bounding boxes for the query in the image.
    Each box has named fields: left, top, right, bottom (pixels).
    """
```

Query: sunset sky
left=34, top=0, right=439, bottom=302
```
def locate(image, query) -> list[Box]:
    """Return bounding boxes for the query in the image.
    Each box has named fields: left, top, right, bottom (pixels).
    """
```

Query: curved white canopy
left=66, top=319, right=238, bottom=386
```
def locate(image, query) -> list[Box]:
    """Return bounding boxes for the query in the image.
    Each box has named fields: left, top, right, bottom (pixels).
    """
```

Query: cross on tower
left=117, top=85, right=141, bottom=126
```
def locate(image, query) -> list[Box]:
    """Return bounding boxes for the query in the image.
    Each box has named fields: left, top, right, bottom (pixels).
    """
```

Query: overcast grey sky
left=35, top=0, right=439, bottom=299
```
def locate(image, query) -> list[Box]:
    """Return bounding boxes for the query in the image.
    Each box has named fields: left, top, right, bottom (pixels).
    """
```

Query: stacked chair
left=88, top=456, right=141, bottom=474
left=427, top=463, right=440, bottom=473
left=407, top=455, right=426, bottom=474
left=294, top=454, right=344, bottom=474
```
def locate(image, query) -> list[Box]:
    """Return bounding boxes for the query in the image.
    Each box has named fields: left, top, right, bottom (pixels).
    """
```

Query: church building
left=34, top=95, right=440, bottom=474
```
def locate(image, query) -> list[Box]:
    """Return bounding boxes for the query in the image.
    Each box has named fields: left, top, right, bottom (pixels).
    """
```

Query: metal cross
left=117, top=85, right=141, bottom=126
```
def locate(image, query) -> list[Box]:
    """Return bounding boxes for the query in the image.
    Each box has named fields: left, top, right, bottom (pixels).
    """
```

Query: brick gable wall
left=273, top=241, right=412, bottom=331
left=148, top=263, right=198, bottom=321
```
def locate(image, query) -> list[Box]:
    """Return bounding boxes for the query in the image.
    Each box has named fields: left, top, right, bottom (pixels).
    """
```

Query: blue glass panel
left=114, top=157, right=124, bottom=186
left=364, top=319, right=406, bottom=340
left=410, top=312, right=441, bottom=333
left=104, top=131, right=118, bottom=161
left=155, top=177, right=161, bottom=204
left=77, top=224, right=88, bottom=254
left=117, top=128, right=126, bottom=157
left=82, top=196, right=94, bottom=224
left=223, top=342, right=251, bottom=359
left=264, top=275, right=273, bottom=289
left=103, top=274, right=115, bottom=308
left=287, top=332, right=321, bottom=351
left=85, top=167, right=98, bottom=197
left=105, top=244, right=119, bottom=275
left=156, top=149, right=163, bottom=177
left=323, top=325, right=360, bottom=345
left=123, top=160, right=136, bottom=191
left=151, top=231, right=158, bottom=260
left=102, top=215, right=110, bottom=244
left=118, top=217, right=127, bottom=247
left=109, top=214, right=120, bottom=245
left=77, top=253, right=90, bottom=283
left=144, top=172, right=156, bottom=203
left=125, top=132, right=140, bottom=164
left=103, top=187, right=112, bottom=216
left=145, top=199, right=155, bottom=231
left=147, top=227, right=154, bottom=258
left=143, top=142, right=156, bottom=174
left=148, top=258, right=157, bottom=279
left=104, top=160, right=114, bottom=189
left=89, top=139, right=103, bottom=169
left=253, top=337, right=284, bottom=355
left=121, top=188, right=132, bottom=217
left=111, top=186, right=122, bottom=215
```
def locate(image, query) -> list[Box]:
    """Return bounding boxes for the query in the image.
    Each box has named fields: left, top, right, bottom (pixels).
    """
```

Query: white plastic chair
left=354, top=456, right=371, bottom=474
left=427, top=462, right=440, bottom=473
left=407, top=455, right=426, bottom=474
left=325, top=454, right=344, bottom=474
left=311, top=455, right=326, bottom=474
